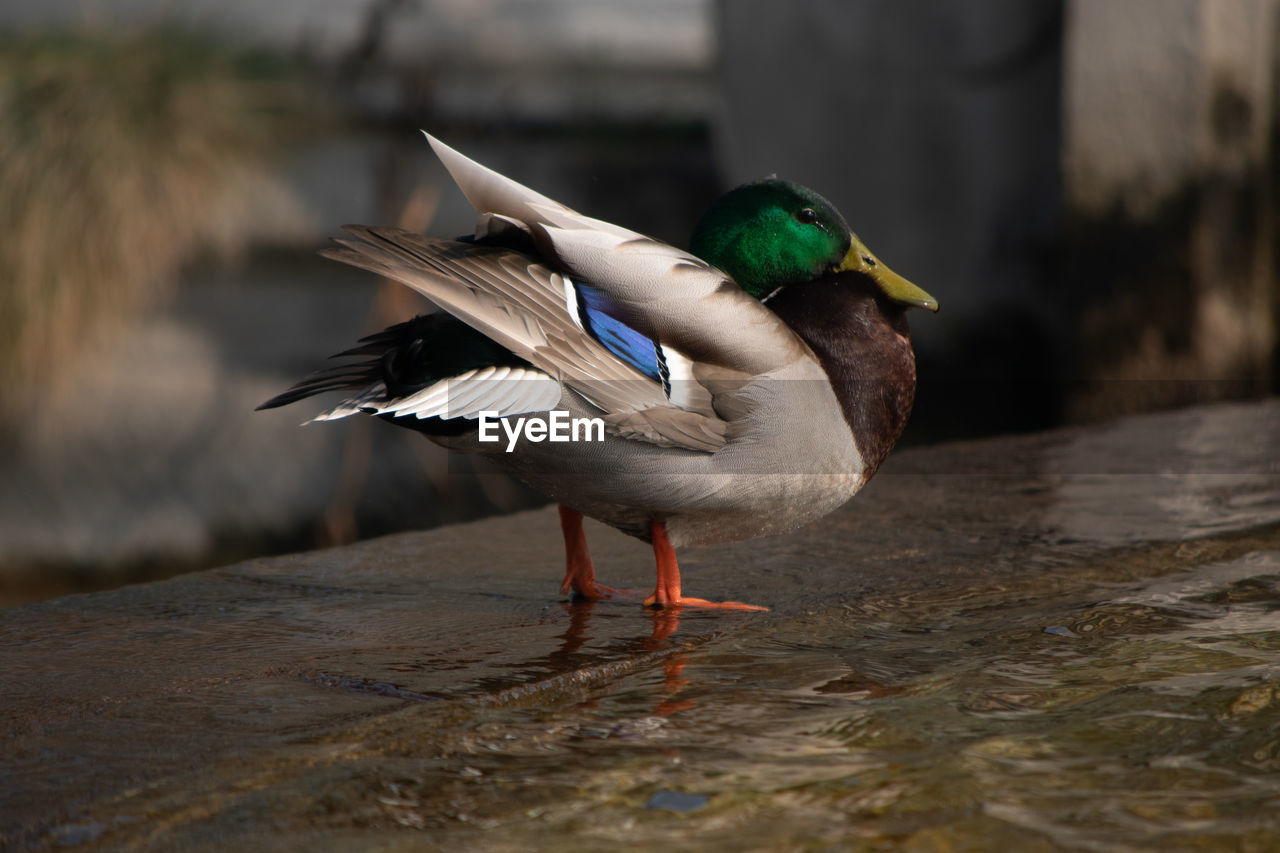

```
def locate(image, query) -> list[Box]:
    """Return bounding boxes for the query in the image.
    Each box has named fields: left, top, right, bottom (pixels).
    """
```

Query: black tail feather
left=255, top=360, right=383, bottom=411
left=256, top=312, right=532, bottom=414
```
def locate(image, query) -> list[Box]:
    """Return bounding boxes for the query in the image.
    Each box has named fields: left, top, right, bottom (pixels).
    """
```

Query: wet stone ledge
left=3, top=399, right=1279, bottom=851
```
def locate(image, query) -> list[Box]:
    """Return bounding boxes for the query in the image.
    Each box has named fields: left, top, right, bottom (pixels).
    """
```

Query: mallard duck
left=260, top=133, right=938, bottom=610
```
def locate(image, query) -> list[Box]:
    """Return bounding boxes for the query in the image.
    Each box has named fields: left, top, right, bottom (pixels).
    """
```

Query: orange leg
left=642, top=520, right=769, bottom=611
left=558, top=505, right=623, bottom=600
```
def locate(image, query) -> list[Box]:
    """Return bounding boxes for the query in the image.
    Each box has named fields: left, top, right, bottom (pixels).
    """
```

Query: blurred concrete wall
left=713, top=0, right=1278, bottom=431
left=714, top=0, right=1066, bottom=437
left=1064, top=0, right=1278, bottom=418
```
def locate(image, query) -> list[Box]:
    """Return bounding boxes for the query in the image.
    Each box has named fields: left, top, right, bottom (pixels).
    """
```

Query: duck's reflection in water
left=646, top=609, right=696, bottom=715
left=549, top=601, right=700, bottom=714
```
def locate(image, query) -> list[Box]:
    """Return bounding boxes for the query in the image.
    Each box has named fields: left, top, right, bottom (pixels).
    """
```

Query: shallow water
left=11, top=557, right=1280, bottom=850
left=271, top=543, right=1280, bottom=850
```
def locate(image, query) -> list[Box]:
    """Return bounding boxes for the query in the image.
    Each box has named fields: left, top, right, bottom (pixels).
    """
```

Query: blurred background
left=0, top=0, right=1275, bottom=604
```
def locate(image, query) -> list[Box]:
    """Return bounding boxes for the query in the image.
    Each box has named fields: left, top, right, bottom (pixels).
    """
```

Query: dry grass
left=0, top=29, right=307, bottom=417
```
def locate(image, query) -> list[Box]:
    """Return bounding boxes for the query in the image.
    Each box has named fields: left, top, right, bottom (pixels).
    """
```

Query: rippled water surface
left=292, top=544, right=1280, bottom=850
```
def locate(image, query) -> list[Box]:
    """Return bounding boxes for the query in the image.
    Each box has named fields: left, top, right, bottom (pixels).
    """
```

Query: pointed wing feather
left=371, top=366, right=562, bottom=421
left=309, top=384, right=386, bottom=422
left=425, top=133, right=580, bottom=233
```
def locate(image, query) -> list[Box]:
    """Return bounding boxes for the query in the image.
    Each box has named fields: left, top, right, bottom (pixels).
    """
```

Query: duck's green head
left=689, top=179, right=938, bottom=312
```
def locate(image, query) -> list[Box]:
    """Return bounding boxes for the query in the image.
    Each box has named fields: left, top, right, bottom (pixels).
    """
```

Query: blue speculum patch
left=575, top=282, right=661, bottom=382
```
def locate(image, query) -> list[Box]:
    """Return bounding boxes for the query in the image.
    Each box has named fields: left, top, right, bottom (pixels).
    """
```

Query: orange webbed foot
left=642, top=593, right=769, bottom=612
left=645, top=520, right=769, bottom=612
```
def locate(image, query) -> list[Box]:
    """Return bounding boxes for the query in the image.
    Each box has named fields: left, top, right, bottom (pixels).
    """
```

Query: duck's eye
left=796, top=208, right=818, bottom=225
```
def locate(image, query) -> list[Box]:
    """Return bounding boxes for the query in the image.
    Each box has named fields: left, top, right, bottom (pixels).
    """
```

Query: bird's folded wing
left=425, top=133, right=810, bottom=378
left=322, top=228, right=727, bottom=452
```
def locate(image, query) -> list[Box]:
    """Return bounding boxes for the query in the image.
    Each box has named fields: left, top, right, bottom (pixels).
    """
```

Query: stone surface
left=2, top=399, right=1278, bottom=849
